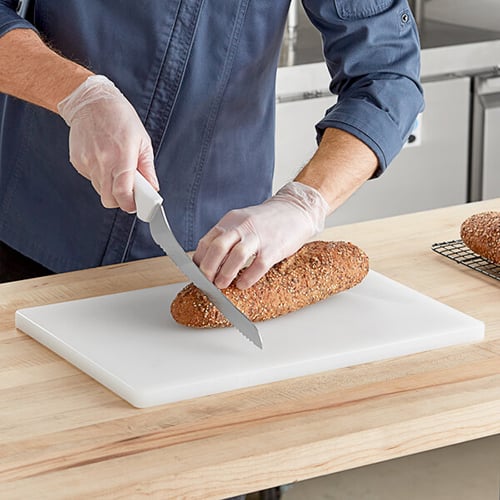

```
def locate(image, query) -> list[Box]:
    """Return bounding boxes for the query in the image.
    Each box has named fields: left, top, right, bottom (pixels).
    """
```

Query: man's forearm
left=0, top=28, right=92, bottom=113
left=295, top=127, right=378, bottom=213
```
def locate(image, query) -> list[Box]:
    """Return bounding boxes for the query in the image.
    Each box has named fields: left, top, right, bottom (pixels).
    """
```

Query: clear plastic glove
left=193, top=181, right=330, bottom=289
left=57, top=75, right=158, bottom=212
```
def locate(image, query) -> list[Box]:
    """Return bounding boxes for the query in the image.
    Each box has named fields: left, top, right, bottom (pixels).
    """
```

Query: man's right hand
left=57, top=75, right=159, bottom=213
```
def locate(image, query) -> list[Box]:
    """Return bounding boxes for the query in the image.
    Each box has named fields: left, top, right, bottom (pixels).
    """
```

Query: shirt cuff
left=0, top=14, right=37, bottom=39
left=315, top=96, right=406, bottom=178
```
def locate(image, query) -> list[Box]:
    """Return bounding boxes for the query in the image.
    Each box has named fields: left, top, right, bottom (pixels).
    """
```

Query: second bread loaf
left=460, top=211, right=500, bottom=265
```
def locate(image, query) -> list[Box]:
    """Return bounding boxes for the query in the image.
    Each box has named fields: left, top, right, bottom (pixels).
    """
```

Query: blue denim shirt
left=0, top=0, right=423, bottom=273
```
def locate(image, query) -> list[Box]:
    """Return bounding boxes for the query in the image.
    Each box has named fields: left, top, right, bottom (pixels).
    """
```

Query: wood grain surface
left=1, top=199, right=499, bottom=499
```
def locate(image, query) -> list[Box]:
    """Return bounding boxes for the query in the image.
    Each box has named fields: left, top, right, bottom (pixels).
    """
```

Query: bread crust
left=170, top=240, right=369, bottom=328
left=460, top=211, right=500, bottom=265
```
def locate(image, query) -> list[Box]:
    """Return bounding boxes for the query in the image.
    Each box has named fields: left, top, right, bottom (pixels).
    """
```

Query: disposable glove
left=57, top=75, right=158, bottom=212
left=193, top=181, right=330, bottom=289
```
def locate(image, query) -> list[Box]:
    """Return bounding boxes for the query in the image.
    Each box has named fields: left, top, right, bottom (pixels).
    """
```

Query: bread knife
left=133, top=172, right=263, bottom=349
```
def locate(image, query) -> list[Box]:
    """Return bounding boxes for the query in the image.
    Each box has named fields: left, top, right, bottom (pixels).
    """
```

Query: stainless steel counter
left=419, top=19, right=500, bottom=49
left=279, top=4, right=500, bottom=80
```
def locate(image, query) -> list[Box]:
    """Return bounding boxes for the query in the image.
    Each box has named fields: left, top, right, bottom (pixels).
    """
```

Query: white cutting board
left=15, top=271, right=484, bottom=408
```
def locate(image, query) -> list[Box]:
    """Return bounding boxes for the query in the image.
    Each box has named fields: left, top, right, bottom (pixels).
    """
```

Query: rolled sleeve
left=303, top=0, right=425, bottom=175
left=0, top=1, right=37, bottom=38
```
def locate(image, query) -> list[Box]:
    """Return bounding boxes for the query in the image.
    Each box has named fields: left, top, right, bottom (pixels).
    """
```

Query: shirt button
left=401, top=12, right=410, bottom=23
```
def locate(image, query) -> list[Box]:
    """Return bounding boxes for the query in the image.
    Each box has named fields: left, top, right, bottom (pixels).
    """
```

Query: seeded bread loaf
left=460, top=211, right=500, bottom=265
left=170, top=240, right=369, bottom=328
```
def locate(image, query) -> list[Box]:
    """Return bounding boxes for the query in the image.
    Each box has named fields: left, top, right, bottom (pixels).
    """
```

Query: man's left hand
left=193, top=182, right=329, bottom=289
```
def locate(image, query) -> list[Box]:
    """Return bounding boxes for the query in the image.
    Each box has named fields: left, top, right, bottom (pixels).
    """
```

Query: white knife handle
left=134, top=171, right=163, bottom=222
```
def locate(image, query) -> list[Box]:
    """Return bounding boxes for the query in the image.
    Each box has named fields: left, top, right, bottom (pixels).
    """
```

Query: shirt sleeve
left=303, top=0, right=425, bottom=176
left=0, top=0, right=37, bottom=37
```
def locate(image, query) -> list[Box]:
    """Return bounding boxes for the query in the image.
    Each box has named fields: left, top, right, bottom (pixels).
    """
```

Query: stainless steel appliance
left=470, top=72, right=500, bottom=201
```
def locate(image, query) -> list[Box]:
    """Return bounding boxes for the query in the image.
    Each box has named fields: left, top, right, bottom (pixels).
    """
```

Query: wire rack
left=431, top=239, right=500, bottom=282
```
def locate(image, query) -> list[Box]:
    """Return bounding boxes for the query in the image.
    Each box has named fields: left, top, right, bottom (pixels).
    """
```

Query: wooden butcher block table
left=1, top=199, right=499, bottom=499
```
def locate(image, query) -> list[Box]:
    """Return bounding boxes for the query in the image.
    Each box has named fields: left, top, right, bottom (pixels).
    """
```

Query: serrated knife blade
left=133, top=172, right=263, bottom=349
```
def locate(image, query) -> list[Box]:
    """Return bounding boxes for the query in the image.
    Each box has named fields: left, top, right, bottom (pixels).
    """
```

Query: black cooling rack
left=431, top=239, right=500, bottom=282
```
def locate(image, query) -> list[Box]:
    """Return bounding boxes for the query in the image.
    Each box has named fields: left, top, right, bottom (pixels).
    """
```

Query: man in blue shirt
left=0, top=1, right=423, bottom=286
